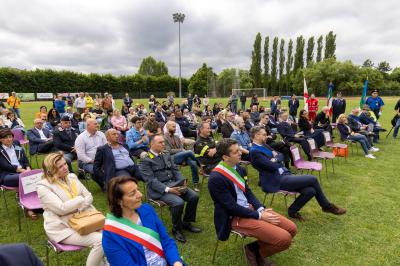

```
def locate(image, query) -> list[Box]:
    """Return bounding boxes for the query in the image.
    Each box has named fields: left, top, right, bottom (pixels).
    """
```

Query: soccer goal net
left=232, top=88, right=267, bottom=101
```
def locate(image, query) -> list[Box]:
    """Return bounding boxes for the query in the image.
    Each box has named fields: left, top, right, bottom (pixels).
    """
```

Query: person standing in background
left=6, top=92, right=21, bottom=118
left=123, top=93, right=133, bottom=109
left=240, top=92, right=247, bottom=111
left=332, top=91, right=346, bottom=123
left=366, top=89, right=384, bottom=120
left=84, top=93, right=94, bottom=112
left=307, top=93, right=319, bottom=122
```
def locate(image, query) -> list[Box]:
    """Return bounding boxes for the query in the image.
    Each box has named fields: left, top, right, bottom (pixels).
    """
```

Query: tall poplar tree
left=293, top=36, right=305, bottom=71
left=324, top=31, right=336, bottom=59
left=270, top=37, right=279, bottom=92
left=306, top=36, right=315, bottom=67
left=250, top=33, right=262, bottom=87
left=316, top=35, right=323, bottom=62
left=263, top=36, right=270, bottom=88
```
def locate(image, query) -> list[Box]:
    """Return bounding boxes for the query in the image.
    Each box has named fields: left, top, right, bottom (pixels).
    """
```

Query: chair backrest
left=12, top=128, right=25, bottom=142
left=307, top=138, right=318, bottom=152
left=290, top=145, right=302, bottom=163
left=323, top=131, right=333, bottom=144
left=18, top=169, right=43, bottom=198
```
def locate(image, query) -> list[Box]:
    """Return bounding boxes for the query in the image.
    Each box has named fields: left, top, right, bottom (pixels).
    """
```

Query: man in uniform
left=140, top=134, right=201, bottom=243
left=366, top=89, right=384, bottom=120
left=194, top=122, right=221, bottom=174
left=332, top=91, right=346, bottom=123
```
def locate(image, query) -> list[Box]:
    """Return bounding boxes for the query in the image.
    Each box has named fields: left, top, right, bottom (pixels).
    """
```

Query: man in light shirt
left=74, top=92, right=86, bottom=114
left=75, top=118, right=107, bottom=176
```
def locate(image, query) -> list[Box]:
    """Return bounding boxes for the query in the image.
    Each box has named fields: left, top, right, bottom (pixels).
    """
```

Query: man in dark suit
left=220, top=111, right=235, bottom=138
left=27, top=118, right=54, bottom=155
left=250, top=126, right=346, bottom=221
left=155, top=104, right=167, bottom=125
left=140, top=134, right=201, bottom=243
left=94, top=129, right=142, bottom=190
left=278, top=112, right=312, bottom=160
left=332, top=91, right=346, bottom=123
left=208, top=139, right=296, bottom=266
left=288, top=94, right=300, bottom=119
left=270, top=95, right=281, bottom=120
left=0, top=129, right=31, bottom=187
left=53, top=116, right=78, bottom=171
left=0, top=243, right=43, bottom=266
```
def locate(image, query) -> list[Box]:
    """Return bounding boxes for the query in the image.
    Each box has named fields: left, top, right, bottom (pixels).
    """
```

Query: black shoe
left=182, top=222, right=202, bottom=233
left=289, top=212, right=305, bottom=222
left=172, top=229, right=187, bottom=243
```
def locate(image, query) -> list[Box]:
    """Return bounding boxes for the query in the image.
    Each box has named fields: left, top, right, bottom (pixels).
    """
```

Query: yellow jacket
left=85, top=96, right=94, bottom=108
left=7, top=96, right=21, bottom=108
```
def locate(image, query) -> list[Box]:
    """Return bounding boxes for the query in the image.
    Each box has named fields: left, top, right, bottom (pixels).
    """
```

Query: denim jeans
left=393, top=119, right=400, bottom=138
left=10, top=108, right=21, bottom=118
left=348, top=134, right=371, bottom=155
left=173, top=150, right=200, bottom=184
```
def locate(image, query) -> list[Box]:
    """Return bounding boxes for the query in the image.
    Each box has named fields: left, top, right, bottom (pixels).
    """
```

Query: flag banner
left=303, top=77, right=309, bottom=111
left=360, top=79, right=368, bottom=108
left=327, top=82, right=333, bottom=115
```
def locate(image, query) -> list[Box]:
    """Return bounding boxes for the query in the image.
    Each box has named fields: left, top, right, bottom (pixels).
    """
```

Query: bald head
left=86, top=118, right=98, bottom=134
left=166, top=121, right=176, bottom=134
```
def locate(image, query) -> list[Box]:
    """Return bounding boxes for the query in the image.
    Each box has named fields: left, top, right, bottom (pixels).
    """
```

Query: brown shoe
left=244, top=244, right=258, bottom=266
left=289, top=212, right=305, bottom=222
left=322, top=203, right=347, bottom=215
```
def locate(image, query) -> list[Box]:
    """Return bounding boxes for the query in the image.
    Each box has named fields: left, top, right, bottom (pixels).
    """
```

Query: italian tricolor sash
left=213, top=162, right=246, bottom=192
left=103, top=213, right=165, bottom=258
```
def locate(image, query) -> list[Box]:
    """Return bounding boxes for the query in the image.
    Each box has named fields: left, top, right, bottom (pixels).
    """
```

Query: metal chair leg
left=46, top=243, right=50, bottom=266
left=332, top=159, right=335, bottom=173
left=240, top=238, right=246, bottom=266
left=284, top=195, right=288, bottom=209
left=211, top=240, right=219, bottom=264
left=16, top=200, right=21, bottom=232
left=56, top=252, right=60, bottom=266
left=270, top=194, right=275, bottom=206
left=1, top=189, right=9, bottom=213
left=262, top=193, right=267, bottom=205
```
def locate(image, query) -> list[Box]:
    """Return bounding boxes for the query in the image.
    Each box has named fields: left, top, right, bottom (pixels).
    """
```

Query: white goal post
left=232, top=88, right=267, bottom=101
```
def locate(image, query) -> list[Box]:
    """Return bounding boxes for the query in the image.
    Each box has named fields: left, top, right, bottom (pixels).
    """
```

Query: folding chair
left=262, top=190, right=298, bottom=209
left=290, top=146, right=323, bottom=183
left=12, top=128, right=29, bottom=154
left=307, top=138, right=335, bottom=177
left=46, top=240, right=85, bottom=266
left=323, top=131, right=348, bottom=160
left=0, top=185, right=18, bottom=214
left=148, top=198, right=167, bottom=221
left=212, top=230, right=248, bottom=265
left=17, top=169, right=43, bottom=242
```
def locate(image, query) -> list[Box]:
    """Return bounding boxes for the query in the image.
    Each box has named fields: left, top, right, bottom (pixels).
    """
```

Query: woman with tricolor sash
left=103, top=175, right=184, bottom=266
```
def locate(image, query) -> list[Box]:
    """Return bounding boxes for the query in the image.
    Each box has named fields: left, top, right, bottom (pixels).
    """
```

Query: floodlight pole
left=173, top=12, right=185, bottom=98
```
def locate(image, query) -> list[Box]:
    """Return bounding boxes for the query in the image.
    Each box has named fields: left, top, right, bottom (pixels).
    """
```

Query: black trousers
left=286, top=136, right=312, bottom=160
left=159, top=189, right=199, bottom=231
left=37, top=141, right=54, bottom=153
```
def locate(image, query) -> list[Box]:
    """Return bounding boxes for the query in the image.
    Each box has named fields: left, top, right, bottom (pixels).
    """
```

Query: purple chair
left=0, top=185, right=18, bottom=214
left=17, top=169, right=43, bottom=241
left=307, top=138, right=335, bottom=177
left=12, top=128, right=29, bottom=154
left=46, top=240, right=84, bottom=266
left=323, top=131, right=348, bottom=160
left=290, top=145, right=323, bottom=182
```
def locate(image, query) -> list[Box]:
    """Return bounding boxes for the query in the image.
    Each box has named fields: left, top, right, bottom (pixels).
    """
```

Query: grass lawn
left=1, top=97, right=399, bottom=266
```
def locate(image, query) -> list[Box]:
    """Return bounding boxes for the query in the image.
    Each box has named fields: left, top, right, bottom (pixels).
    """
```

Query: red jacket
left=307, top=98, right=319, bottom=112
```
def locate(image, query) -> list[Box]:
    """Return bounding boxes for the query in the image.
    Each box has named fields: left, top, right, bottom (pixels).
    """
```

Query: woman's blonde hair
left=337, top=114, right=347, bottom=124
left=42, top=151, right=65, bottom=183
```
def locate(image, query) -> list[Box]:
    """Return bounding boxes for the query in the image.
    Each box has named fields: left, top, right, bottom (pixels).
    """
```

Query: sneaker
left=193, top=183, right=200, bottom=192
left=372, top=147, right=380, bottom=152
left=365, top=154, right=376, bottom=159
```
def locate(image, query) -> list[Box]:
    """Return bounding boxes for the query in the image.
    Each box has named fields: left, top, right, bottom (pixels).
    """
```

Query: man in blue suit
left=249, top=126, right=346, bottom=221
left=27, top=118, right=54, bottom=155
left=209, top=138, right=296, bottom=266
left=288, top=94, right=300, bottom=120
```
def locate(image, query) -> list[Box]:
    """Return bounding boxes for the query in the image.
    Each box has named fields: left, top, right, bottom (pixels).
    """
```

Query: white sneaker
left=369, top=147, right=379, bottom=152
left=365, top=154, right=376, bottom=159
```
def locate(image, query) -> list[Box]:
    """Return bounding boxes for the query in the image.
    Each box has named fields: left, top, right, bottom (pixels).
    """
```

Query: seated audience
left=79, top=113, right=92, bottom=133
left=53, top=116, right=78, bottom=172
left=6, top=111, right=25, bottom=129
left=54, top=95, right=66, bottom=115
left=35, top=105, right=48, bottom=119
left=75, top=118, right=107, bottom=178
left=103, top=176, right=184, bottom=266
left=209, top=139, right=297, bottom=265
left=47, top=108, right=61, bottom=128
left=194, top=122, right=221, bottom=174
left=183, top=108, right=198, bottom=128
left=70, top=112, right=81, bottom=132
left=163, top=112, right=196, bottom=148
left=221, top=111, right=236, bottom=138
left=143, top=111, right=162, bottom=136
left=27, top=118, right=54, bottom=155
left=250, top=126, right=346, bottom=221
left=126, top=117, right=149, bottom=159
left=230, top=117, right=252, bottom=161
left=111, top=109, right=129, bottom=134
left=140, top=134, right=201, bottom=243
left=94, top=129, right=142, bottom=190
left=298, top=110, right=325, bottom=148
left=359, top=105, right=382, bottom=143
left=80, top=107, right=96, bottom=120
left=336, top=114, right=379, bottom=159
left=100, top=109, right=114, bottom=131
left=250, top=105, right=260, bottom=124
left=0, top=129, right=31, bottom=187
left=175, top=110, right=197, bottom=139
left=314, top=106, right=333, bottom=135
left=37, top=152, right=105, bottom=266
left=164, top=121, right=200, bottom=192
left=155, top=104, right=168, bottom=126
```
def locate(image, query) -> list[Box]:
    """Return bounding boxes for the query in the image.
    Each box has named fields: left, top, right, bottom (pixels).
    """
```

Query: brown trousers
left=232, top=211, right=297, bottom=257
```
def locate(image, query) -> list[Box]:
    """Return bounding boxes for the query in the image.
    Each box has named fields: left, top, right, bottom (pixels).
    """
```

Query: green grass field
left=1, top=97, right=400, bottom=266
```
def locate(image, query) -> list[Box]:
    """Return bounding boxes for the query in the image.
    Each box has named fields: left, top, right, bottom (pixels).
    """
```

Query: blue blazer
left=337, top=123, right=352, bottom=141
left=250, top=145, right=285, bottom=193
left=0, top=243, right=43, bottom=266
left=27, top=127, right=52, bottom=154
left=102, top=203, right=182, bottom=266
left=208, top=165, right=263, bottom=241
left=288, top=99, right=299, bottom=115
left=155, top=110, right=167, bottom=123
left=0, top=142, right=30, bottom=179
left=93, top=144, right=142, bottom=185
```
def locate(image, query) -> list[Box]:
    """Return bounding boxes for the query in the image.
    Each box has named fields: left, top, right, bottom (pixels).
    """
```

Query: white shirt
left=75, top=97, right=86, bottom=109
left=162, top=122, right=183, bottom=139
left=35, top=127, right=48, bottom=140
left=2, top=144, right=21, bottom=167
left=137, top=218, right=167, bottom=266
left=75, top=130, right=107, bottom=163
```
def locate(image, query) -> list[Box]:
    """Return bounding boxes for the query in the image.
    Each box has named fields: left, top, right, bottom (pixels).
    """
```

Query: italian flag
left=327, top=82, right=333, bottom=116
left=303, top=77, right=309, bottom=111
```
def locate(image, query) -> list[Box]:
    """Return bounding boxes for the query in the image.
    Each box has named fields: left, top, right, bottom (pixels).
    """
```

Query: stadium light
left=172, top=12, right=185, bottom=98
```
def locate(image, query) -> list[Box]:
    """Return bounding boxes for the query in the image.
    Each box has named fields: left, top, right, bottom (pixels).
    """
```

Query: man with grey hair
left=230, top=116, right=252, bottom=161
left=75, top=118, right=107, bottom=176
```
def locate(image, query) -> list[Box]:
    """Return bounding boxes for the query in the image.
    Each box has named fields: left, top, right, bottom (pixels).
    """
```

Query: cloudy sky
left=0, top=0, right=399, bottom=77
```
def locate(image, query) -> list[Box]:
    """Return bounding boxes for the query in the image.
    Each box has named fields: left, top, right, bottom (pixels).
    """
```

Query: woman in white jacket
left=36, top=152, right=105, bottom=266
